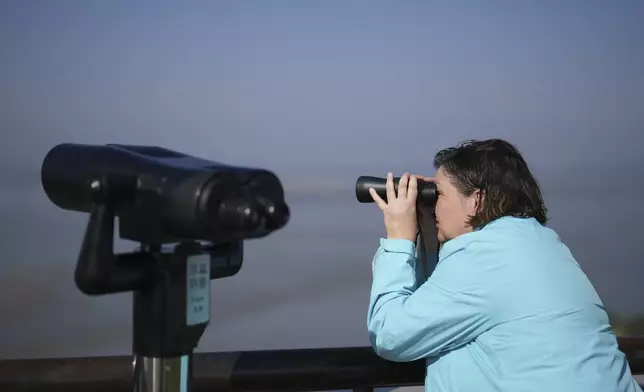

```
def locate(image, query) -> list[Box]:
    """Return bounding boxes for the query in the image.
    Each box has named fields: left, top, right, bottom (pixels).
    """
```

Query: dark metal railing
left=1, top=337, right=643, bottom=392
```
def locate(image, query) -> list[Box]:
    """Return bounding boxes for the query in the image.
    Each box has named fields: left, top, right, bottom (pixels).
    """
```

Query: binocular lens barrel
left=355, top=175, right=437, bottom=204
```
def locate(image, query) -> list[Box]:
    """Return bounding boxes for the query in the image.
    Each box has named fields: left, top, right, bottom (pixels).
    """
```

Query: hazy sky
left=1, top=1, right=643, bottom=360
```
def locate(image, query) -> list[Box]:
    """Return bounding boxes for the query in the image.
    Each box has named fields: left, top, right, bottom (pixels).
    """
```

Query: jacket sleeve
left=367, top=238, right=495, bottom=362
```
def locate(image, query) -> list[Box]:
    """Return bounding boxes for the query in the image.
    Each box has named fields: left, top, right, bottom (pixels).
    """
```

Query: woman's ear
left=468, top=188, right=483, bottom=215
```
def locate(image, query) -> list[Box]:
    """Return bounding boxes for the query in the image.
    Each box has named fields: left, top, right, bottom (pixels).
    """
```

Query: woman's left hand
left=369, top=172, right=418, bottom=242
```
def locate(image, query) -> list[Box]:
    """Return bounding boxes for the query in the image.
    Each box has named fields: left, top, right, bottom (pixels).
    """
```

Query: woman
left=367, top=139, right=641, bottom=391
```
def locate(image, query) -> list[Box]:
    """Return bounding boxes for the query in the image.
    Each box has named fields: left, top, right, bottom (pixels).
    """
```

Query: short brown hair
left=433, top=139, right=548, bottom=228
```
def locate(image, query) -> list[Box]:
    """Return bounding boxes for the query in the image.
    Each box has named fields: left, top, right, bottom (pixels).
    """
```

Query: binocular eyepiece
left=355, top=175, right=437, bottom=205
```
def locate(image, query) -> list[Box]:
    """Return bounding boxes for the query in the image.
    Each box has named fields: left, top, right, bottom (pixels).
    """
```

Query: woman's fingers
left=377, top=172, right=428, bottom=206
left=385, top=172, right=396, bottom=202
left=369, top=187, right=387, bottom=210
left=398, top=173, right=409, bottom=199
left=407, top=175, right=418, bottom=200
left=412, top=174, right=436, bottom=183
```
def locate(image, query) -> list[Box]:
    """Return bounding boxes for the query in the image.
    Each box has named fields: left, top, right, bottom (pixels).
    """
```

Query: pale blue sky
left=1, top=1, right=643, bottom=359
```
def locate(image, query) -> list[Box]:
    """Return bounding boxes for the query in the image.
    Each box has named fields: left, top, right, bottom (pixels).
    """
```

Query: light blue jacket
left=368, top=216, right=641, bottom=392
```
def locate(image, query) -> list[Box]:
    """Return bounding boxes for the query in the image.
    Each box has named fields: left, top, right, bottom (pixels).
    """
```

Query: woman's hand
left=369, top=172, right=418, bottom=242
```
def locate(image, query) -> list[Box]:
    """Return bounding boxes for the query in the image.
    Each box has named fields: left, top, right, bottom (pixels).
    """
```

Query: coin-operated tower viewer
left=41, top=143, right=291, bottom=392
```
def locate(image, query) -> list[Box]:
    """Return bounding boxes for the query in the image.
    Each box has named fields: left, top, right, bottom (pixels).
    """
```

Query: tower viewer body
left=367, top=139, right=642, bottom=392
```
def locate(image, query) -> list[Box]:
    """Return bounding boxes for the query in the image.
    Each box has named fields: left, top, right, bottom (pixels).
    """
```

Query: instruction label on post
left=186, top=254, right=211, bottom=326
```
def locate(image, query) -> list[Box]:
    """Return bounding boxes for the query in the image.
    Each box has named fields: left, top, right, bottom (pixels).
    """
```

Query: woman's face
left=434, top=167, right=480, bottom=243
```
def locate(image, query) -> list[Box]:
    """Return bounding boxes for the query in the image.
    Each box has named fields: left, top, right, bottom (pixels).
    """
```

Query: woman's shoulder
left=444, top=216, right=554, bottom=248
left=437, top=216, right=564, bottom=271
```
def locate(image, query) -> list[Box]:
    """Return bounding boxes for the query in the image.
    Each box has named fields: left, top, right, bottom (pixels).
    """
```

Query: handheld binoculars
left=355, top=175, right=437, bottom=205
